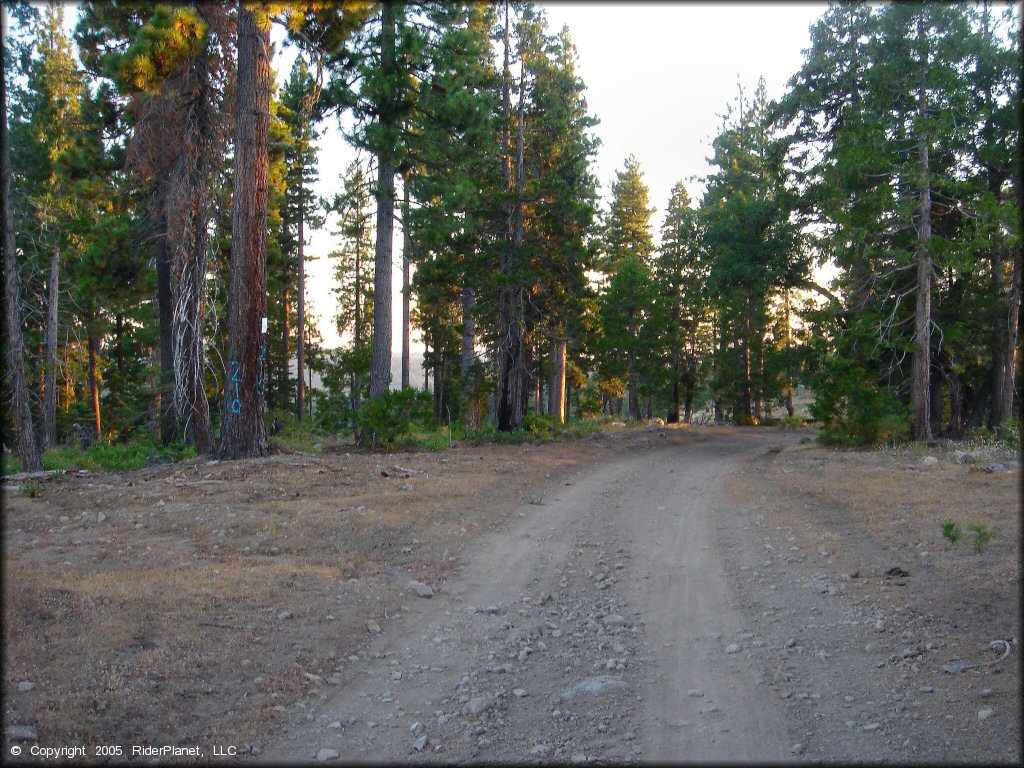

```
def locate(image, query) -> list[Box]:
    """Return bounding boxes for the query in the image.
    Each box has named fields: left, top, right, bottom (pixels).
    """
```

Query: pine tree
left=279, top=56, right=323, bottom=421
left=656, top=181, right=710, bottom=423
left=703, top=80, right=801, bottom=424
left=9, top=3, right=86, bottom=451
left=325, top=157, right=375, bottom=429
left=599, top=156, right=656, bottom=420
left=2, top=1, right=42, bottom=470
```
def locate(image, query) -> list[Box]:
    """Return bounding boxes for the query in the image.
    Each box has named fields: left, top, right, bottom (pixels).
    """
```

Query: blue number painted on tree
left=230, top=360, right=241, bottom=414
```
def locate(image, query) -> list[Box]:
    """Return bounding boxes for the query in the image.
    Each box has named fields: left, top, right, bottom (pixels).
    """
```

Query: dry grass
left=730, top=438, right=1020, bottom=681
left=3, top=436, right=623, bottom=758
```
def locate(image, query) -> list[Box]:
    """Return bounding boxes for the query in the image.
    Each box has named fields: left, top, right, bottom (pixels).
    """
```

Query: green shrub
left=522, top=413, right=557, bottom=439
left=418, top=432, right=450, bottom=452
left=358, top=388, right=433, bottom=450
left=967, top=523, right=995, bottom=554
left=941, top=520, right=962, bottom=544
left=18, top=479, right=44, bottom=498
left=41, top=439, right=195, bottom=472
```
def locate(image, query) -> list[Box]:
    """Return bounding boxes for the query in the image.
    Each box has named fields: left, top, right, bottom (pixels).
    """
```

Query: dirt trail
left=261, top=429, right=797, bottom=763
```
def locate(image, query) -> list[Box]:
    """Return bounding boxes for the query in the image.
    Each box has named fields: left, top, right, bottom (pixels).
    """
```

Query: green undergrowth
left=395, top=415, right=634, bottom=451
left=267, top=410, right=333, bottom=453
left=37, top=439, right=196, bottom=473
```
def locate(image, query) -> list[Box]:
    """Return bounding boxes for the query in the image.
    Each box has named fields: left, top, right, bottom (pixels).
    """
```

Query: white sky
left=296, top=2, right=826, bottom=352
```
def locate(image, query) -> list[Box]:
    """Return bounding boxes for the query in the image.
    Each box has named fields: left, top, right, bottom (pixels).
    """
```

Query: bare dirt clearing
left=3, top=427, right=1019, bottom=763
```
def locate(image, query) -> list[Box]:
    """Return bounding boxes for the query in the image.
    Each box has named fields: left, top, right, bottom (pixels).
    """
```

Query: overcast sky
left=296, top=3, right=826, bottom=352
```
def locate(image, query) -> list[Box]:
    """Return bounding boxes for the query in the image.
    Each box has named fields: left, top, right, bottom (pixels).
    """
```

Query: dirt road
left=5, top=426, right=1017, bottom=763
left=261, top=429, right=800, bottom=763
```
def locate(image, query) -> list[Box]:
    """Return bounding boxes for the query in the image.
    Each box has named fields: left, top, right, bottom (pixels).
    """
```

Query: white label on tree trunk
left=261, top=317, right=268, bottom=334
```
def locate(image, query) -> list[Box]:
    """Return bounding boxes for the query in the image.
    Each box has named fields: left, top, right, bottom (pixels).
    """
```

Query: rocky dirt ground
left=2, top=425, right=1020, bottom=764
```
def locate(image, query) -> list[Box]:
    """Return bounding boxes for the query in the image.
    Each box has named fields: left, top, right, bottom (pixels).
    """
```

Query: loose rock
left=462, top=696, right=492, bottom=716
left=560, top=675, right=626, bottom=700
left=408, top=580, right=434, bottom=598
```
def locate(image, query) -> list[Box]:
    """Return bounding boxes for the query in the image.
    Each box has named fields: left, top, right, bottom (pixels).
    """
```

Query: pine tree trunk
left=669, top=348, right=680, bottom=423
left=548, top=338, right=565, bottom=424
left=460, top=287, right=475, bottom=380
left=929, top=370, right=944, bottom=437
left=911, top=14, right=933, bottom=441
left=369, top=1, right=397, bottom=401
left=297, top=196, right=306, bottom=420
left=168, top=25, right=216, bottom=455
left=627, top=355, right=640, bottom=421
left=423, top=338, right=430, bottom=394
left=947, top=365, right=965, bottom=438
left=156, top=211, right=177, bottom=444
left=2, top=35, right=41, bottom=470
left=992, top=242, right=1021, bottom=428
left=219, top=3, right=270, bottom=459
left=401, top=173, right=411, bottom=389
left=42, top=244, right=59, bottom=450
left=280, top=289, right=289, bottom=409
left=87, top=330, right=101, bottom=440
left=497, top=22, right=527, bottom=432
left=785, top=287, right=795, bottom=418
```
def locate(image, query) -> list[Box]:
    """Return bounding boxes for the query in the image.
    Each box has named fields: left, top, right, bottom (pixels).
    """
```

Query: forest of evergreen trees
left=2, top=1, right=1020, bottom=471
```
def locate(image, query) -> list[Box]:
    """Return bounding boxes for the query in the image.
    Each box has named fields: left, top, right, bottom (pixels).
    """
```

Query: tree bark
left=87, top=329, right=101, bottom=440
left=460, top=287, right=475, bottom=380
left=2, top=26, right=41, bottom=469
left=219, top=3, right=270, bottom=459
left=910, top=13, right=932, bottom=441
left=155, top=210, right=177, bottom=444
left=280, top=289, right=289, bottom=409
left=929, top=365, right=944, bottom=437
left=42, top=243, right=59, bottom=450
left=785, top=287, right=795, bottom=418
left=296, top=188, right=306, bottom=420
left=401, top=172, right=411, bottom=389
left=168, top=16, right=216, bottom=454
left=669, top=347, right=680, bottom=423
left=496, top=11, right=526, bottom=431
left=548, top=338, right=565, bottom=424
left=992, top=241, right=1021, bottom=428
left=627, top=353, right=640, bottom=420
left=369, top=1, right=397, bottom=401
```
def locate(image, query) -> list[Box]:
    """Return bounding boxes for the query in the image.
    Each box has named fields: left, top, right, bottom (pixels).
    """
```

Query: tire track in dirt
left=259, top=429, right=796, bottom=763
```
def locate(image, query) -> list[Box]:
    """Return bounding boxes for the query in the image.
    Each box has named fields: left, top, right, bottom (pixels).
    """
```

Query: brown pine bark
left=548, top=338, right=566, bottom=424
left=460, top=287, right=475, bottom=380
left=155, top=210, right=177, bottom=444
left=369, top=1, right=397, bottom=401
left=219, top=4, right=270, bottom=459
left=402, top=173, right=411, bottom=390
left=910, top=14, right=933, bottom=441
left=296, top=191, right=306, bottom=420
left=785, top=287, right=795, bottom=418
left=280, top=289, right=289, bottom=407
left=170, top=35, right=217, bottom=455
left=496, top=11, right=527, bottom=431
left=2, top=30, right=41, bottom=470
left=87, top=330, right=101, bottom=440
left=992, top=242, right=1021, bottom=428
